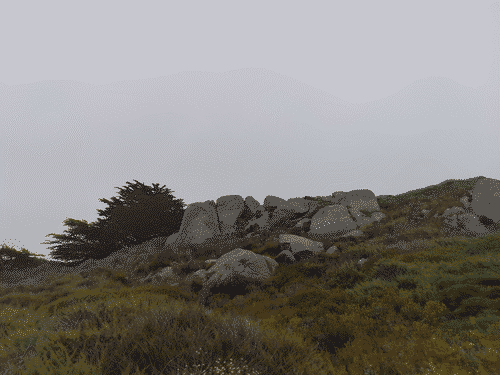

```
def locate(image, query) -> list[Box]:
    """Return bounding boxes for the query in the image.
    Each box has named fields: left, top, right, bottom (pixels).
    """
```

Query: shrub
left=171, top=258, right=209, bottom=276
left=325, top=266, right=368, bottom=291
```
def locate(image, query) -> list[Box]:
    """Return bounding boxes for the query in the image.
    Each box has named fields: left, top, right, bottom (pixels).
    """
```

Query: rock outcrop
left=3, top=178, right=500, bottom=308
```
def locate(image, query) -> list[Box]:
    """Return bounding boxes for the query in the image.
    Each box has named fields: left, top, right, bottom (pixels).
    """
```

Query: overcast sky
left=1, top=1, right=499, bottom=262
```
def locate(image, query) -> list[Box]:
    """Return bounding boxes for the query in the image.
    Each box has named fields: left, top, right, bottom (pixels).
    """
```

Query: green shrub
left=325, top=266, right=369, bottom=291
left=177, top=277, right=205, bottom=296
left=252, top=239, right=282, bottom=258
left=109, top=270, right=131, bottom=286
left=147, top=255, right=172, bottom=273
left=171, top=258, right=209, bottom=276
left=4, top=176, right=500, bottom=374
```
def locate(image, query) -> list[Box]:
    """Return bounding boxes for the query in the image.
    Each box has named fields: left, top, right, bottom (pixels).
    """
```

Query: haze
left=1, top=1, right=499, bottom=262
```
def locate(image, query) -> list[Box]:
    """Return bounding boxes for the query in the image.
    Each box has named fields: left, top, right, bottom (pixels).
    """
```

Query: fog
left=1, top=1, right=498, bottom=262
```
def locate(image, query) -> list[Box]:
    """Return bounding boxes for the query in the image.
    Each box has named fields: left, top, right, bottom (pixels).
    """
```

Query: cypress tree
left=41, top=180, right=187, bottom=265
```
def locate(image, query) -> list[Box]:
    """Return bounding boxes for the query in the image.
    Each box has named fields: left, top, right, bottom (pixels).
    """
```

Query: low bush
left=2, top=177, right=500, bottom=374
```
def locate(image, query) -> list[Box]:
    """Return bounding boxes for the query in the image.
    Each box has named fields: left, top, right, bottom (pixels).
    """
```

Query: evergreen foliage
left=0, top=244, right=48, bottom=272
left=3, top=176, right=500, bottom=374
left=40, top=180, right=187, bottom=265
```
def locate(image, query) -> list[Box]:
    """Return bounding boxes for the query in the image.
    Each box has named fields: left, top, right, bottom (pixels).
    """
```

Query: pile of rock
left=3, top=178, right=499, bottom=308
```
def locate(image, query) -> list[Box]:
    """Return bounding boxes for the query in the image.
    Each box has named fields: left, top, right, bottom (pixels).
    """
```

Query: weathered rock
left=3, top=177, right=500, bottom=302
left=197, top=248, right=279, bottom=306
left=134, top=178, right=500, bottom=303
left=162, top=191, right=382, bottom=260
left=469, top=178, right=500, bottom=223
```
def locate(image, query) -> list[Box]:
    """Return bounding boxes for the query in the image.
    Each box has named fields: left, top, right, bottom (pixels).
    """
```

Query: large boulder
left=4, top=178, right=500, bottom=297
left=197, top=248, right=279, bottom=306
left=162, top=191, right=380, bottom=260
left=307, top=205, right=362, bottom=242
left=138, top=232, right=366, bottom=307
left=336, top=189, right=381, bottom=212
left=469, top=178, right=500, bottom=224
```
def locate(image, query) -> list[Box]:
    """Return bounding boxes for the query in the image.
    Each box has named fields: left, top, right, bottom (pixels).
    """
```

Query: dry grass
left=1, top=176, right=500, bottom=374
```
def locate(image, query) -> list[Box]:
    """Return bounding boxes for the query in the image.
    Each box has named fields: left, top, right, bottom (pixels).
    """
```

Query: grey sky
left=1, top=1, right=499, bottom=262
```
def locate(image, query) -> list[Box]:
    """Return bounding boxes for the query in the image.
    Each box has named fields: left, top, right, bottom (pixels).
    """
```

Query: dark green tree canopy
left=40, top=218, right=114, bottom=267
left=0, top=244, right=49, bottom=272
left=41, top=180, right=187, bottom=265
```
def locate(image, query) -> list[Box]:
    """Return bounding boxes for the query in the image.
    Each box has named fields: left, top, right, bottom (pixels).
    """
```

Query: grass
left=2, top=176, right=500, bottom=374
